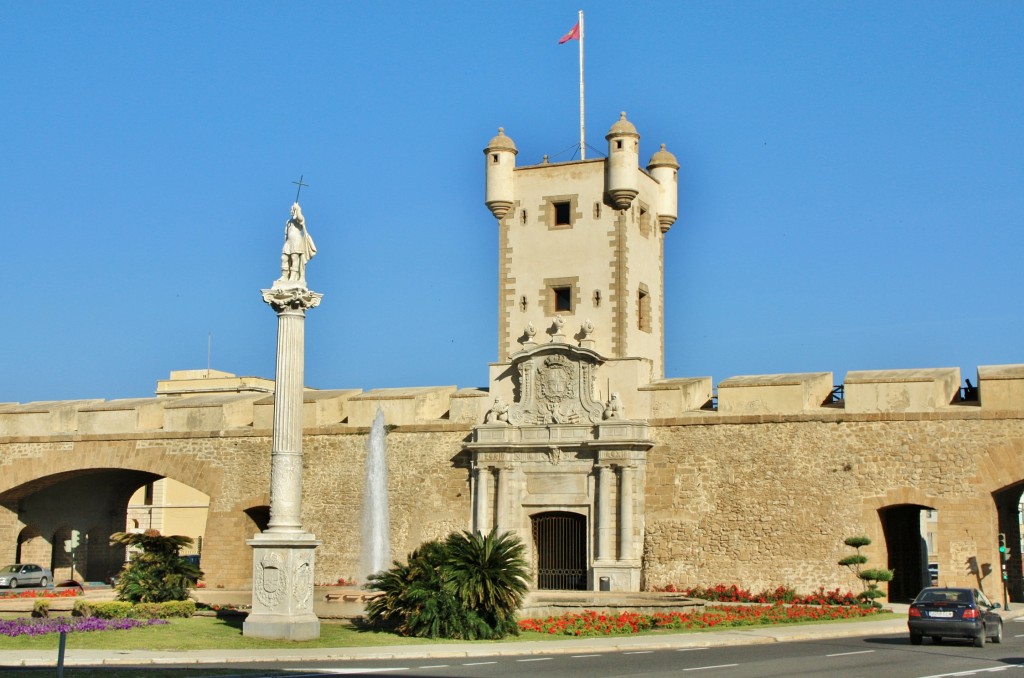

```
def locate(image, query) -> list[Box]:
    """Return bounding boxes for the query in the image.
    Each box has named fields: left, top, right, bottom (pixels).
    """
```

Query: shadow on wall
left=966, top=555, right=994, bottom=595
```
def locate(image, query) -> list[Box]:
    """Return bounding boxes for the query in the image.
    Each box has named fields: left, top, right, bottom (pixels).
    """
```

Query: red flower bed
left=0, top=588, right=82, bottom=600
left=519, top=603, right=885, bottom=636
left=658, top=583, right=858, bottom=606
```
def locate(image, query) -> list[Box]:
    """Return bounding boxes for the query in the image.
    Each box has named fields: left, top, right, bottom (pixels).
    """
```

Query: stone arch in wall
left=531, top=510, right=588, bottom=591
left=244, top=505, right=271, bottom=534
left=992, top=480, right=1024, bottom=602
left=0, top=441, right=249, bottom=585
left=16, top=525, right=46, bottom=565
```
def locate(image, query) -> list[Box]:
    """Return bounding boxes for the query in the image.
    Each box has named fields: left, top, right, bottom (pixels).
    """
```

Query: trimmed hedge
left=72, top=599, right=195, bottom=619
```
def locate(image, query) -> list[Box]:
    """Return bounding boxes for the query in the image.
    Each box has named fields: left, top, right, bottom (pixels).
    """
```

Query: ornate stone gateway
left=467, top=340, right=652, bottom=591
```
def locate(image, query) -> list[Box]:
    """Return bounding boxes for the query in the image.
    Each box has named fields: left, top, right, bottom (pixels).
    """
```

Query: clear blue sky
left=3, top=2, right=1021, bottom=403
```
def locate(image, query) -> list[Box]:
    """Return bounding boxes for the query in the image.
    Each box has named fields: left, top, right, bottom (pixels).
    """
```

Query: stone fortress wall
left=3, top=113, right=1021, bottom=599
left=2, top=363, right=1022, bottom=594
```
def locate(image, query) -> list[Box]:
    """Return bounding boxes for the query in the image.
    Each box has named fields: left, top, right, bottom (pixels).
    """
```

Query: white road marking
left=916, top=666, right=1019, bottom=677
left=463, top=661, right=497, bottom=666
left=826, top=650, right=875, bottom=657
left=684, top=664, right=739, bottom=671
left=517, top=658, right=552, bottom=662
left=571, top=654, right=601, bottom=658
left=418, top=666, right=449, bottom=669
left=625, top=650, right=654, bottom=654
left=677, top=648, right=709, bottom=652
left=291, top=670, right=408, bottom=675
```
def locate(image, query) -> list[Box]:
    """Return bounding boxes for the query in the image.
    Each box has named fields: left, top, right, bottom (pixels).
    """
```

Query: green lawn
left=0, top=611, right=900, bottom=652
left=0, top=612, right=901, bottom=678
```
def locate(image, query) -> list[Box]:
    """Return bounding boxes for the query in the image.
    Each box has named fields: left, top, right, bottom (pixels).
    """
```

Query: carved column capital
left=261, top=286, right=323, bottom=314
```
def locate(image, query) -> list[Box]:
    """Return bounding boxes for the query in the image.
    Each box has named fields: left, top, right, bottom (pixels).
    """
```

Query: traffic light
left=69, top=530, right=81, bottom=551
left=999, top=533, right=1010, bottom=562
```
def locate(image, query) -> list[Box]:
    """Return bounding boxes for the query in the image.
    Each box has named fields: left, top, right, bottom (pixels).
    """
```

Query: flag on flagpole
left=558, top=20, right=580, bottom=44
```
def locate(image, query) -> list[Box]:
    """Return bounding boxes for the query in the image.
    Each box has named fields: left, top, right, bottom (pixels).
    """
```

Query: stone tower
left=484, top=112, right=679, bottom=408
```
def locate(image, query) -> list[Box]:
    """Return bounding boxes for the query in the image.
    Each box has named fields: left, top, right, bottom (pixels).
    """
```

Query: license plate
left=929, top=611, right=954, bottom=618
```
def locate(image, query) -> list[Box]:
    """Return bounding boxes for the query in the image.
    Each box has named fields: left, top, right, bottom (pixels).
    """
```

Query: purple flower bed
left=0, top=617, right=168, bottom=638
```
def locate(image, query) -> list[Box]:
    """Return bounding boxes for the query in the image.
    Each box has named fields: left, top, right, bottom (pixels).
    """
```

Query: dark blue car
left=908, top=587, right=1003, bottom=647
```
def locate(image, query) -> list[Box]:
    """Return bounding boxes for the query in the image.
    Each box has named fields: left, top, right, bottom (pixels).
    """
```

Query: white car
left=0, top=563, right=52, bottom=588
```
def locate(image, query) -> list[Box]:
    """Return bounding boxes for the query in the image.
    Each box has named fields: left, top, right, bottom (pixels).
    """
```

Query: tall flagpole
left=578, top=10, right=585, bottom=160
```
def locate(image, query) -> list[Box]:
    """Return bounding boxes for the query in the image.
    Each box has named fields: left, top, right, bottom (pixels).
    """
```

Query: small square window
left=554, top=201, right=572, bottom=226
left=554, top=286, right=572, bottom=312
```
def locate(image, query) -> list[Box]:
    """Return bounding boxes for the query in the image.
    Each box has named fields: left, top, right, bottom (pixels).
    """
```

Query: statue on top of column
left=279, top=202, right=317, bottom=285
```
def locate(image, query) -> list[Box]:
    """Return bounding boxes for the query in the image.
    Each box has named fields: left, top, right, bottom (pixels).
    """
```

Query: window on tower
left=638, top=285, right=651, bottom=332
left=542, top=277, right=579, bottom=315
left=554, top=286, right=572, bottom=312
left=543, top=195, right=578, bottom=230
left=554, top=201, right=571, bottom=226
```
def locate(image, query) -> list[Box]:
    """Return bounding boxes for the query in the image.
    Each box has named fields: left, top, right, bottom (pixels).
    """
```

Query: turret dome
left=485, top=127, right=518, bottom=154
left=605, top=111, right=639, bottom=139
left=647, top=144, right=679, bottom=170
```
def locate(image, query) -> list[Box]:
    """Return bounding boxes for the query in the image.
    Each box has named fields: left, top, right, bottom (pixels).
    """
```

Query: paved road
left=34, top=619, right=1024, bottom=678
left=173, top=633, right=1024, bottom=677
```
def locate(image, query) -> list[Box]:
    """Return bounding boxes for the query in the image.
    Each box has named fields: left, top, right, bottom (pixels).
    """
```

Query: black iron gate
left=532, top=511, right=587, bottom=590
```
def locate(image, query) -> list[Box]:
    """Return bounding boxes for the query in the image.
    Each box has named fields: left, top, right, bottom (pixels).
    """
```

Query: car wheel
left=910, top=632, right=923, bottom=645
left=974, top=631, right=986, bottom=648
left=8, top=579, right=16, bottom=589
left=38, top=577, right=47, bottom=588
left=992, top=621, right=1003, bottom=644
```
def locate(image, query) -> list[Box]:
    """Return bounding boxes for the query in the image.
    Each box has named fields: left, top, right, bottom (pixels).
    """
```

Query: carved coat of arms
left=254, top=552, right=285, bottom=608
left=507, top=345, right=604, bottom=425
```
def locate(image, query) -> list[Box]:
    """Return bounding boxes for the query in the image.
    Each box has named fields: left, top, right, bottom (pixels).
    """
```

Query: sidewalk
left=2, top=604, right=1019, bottom=668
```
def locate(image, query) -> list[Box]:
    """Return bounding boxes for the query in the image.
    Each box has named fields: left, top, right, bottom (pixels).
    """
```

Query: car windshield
left=2, top=565, right=19, bottom=574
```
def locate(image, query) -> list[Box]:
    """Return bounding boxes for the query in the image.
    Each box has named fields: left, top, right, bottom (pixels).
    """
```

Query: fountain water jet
left=360, top=406, right=391, bottom=580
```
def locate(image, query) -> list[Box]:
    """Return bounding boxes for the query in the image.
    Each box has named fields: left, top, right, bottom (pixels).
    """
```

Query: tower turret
left=484, top=127, right=517, bottom=219
left=647, top=143, right=680, bottom=233
left=604, top=112, right=640, bottom=209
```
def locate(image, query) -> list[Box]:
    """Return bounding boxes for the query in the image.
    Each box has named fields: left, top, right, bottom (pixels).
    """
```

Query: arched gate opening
left=531, top=511, right=587, bottom=590
left=880, top=503, right=933, bottom=603
left=994, top=483, right=1023, bottom=602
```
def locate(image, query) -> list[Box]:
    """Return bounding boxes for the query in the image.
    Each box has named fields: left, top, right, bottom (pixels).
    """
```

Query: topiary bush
left=365, top=529, right=529, bottom=639
left=839, top=536, right=894, bottom=607
left=31, top=599, right=49, bottom=618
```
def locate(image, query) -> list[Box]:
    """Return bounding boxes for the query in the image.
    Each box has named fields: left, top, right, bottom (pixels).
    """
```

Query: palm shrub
left=839, top=536, right=894, bottom=607
left=109, top=530, right=203, bottom=603
left=365, top=529, right=529, bottom=639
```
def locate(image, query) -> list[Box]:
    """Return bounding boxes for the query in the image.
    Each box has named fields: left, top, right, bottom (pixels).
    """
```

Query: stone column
left=618, top=465, right=635, bottom=561
left=595, top=464, right=612, bottom=561
left=473, top=465, right=489, bottom=533
left=494, top=465, right=507, bottom=533
left=244, top=285, right=322, bottom=641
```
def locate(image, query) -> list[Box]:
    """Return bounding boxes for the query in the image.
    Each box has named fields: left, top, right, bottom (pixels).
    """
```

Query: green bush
left=109, top=530, right=203, bottom=603
left=157, top=599, right=196, bottom=618
left=90, top=602, right=133, bottom=619
left=366, top=529, right=529, bottom=640
left=129, top=600, right=196, bottom=619
left=71, top=600, right=93, bottom=617
left=31, top=599, right=49, bottom=618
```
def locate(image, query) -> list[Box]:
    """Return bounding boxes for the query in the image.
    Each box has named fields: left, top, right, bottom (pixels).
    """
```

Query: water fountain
left=360, top=406, right=391, bottom=580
